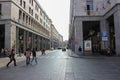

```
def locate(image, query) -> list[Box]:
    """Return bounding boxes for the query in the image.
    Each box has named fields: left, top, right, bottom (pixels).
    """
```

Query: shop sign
left=84, top=40, right=92, bottom=51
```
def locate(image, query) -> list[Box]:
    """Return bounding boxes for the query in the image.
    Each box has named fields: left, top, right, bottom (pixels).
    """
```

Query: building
left=51, top=24, right=63, bottom=49
left=0, top=0, right=62, bottom=55
left=69, top=0, right=120, bottom=55
left=58, top=34, right=63, bottom=48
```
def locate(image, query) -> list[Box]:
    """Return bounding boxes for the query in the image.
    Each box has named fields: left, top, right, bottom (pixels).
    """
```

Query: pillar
left=23, top=30, right=26, bottom=52
left=16, top=27, right=19, bottom=54
left=5, top=23, right=11, bottom=49
left=74, top=18, right=83, bottom=54
left=114, top=10, right=120, bottom=55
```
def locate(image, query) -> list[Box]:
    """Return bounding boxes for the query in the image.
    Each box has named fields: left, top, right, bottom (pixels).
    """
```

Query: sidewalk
left=68, top=50, right=120, bottom=59
left=0, top=50, right=52, bottom=68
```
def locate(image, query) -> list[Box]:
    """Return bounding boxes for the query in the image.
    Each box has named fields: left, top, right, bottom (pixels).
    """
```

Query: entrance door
left=83, top=21, right=101, bottom=54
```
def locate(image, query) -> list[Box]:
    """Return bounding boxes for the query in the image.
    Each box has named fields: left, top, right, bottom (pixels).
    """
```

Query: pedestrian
left=24, top=48, right=31, bottom=65
left=6, top=49, right=17, bottom=67
left=31, top=48, right=37, bottom=64
left=107, top=47, right=111, bottom=56
left=42, top=48, right=45, bottom=55
left=78, top=46, right=83, bottom=55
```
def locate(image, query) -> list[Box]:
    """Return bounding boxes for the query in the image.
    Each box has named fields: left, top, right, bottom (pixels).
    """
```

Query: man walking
left=31, top=48, right=37, bottom=64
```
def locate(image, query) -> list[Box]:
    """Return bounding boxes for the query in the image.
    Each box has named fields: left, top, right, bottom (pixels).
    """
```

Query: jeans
left=26, top=56, right=30, bottom=65
left=31, top=56, right=37, bottom=64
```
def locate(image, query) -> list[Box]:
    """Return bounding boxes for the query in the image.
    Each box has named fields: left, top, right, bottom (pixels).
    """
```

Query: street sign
left=102, top=32, right=108, bottom=41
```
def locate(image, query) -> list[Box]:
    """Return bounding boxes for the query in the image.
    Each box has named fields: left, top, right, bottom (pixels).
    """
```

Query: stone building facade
left=69, top=0, right=120, bottom=55
left=51, top=24, right=63, bottom=49
left=0, top=0, right=62, bottom=55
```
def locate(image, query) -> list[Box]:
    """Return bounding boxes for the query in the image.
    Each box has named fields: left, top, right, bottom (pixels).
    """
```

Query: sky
left=38, top=0, right=70, bottom=41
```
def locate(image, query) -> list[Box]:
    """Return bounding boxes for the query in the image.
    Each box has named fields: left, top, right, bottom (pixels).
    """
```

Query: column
left=114, top=10, right=120, bottom=55
left=40, top=37, right=42, bottom=50
left=16, top=27, right=19, bottom=54
left=74, top=17, right=83, bottom=54
left=5, top=23, right=11, bottom=49
left=31, top=33, right=34, bottom=50
left=26, top=31, right=29, bottom=48
left=37, top=36, right=40, bottom=51
left=23, top=30, right=26, bottom=52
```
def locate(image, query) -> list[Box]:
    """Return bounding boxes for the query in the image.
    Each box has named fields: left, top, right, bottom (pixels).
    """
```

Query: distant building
left=69, top=0, right=120, bottom=55
left=50, top=24, right=63, bottom=49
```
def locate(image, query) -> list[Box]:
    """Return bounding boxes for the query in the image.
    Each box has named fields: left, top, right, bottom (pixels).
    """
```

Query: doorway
left=83, top=21, right=101, bottom=54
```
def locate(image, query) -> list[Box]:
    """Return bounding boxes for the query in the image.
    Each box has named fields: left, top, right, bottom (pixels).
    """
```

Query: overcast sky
left=38, top=0, right=70, bottom=41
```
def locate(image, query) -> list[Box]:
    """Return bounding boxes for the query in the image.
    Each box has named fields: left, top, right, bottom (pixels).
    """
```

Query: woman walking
left=6, top=49, right=17, bottom=67
left=24, top=48, right=31, bottom=65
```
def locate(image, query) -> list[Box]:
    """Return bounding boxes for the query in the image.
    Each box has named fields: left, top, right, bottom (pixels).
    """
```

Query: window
left=40, top=18, right=42, bottom=23
left=35, top=14, right=39, bottom=20
left=23, top=1, right=26, bottom=9
left=0, top=4, right=2, bottom=15
left=29, top=7, right=33, bottom=16
left=26, top=15, right=28, bottom=23
left=23, top=13, right=25, bottom=21
left=40, top=11, right=42, bottom=16
left=43, top=22, right=45, bottom=26
left=29, top=17, right=31, bottom=25
left=31, top=0, right=33, bottom=6
left=86, top=0, right=93, bottom=15
left=35, top=4, right=39, bottom=12
left=31, top=10, right=33, bottom=15
left=29, top=7, right=31, bottom=14
left=86, top=0, right=93, bottom=11
left=29, top=0, right=33, bottom=6
left=20, top=0, right=22, bottom=6
left=19, top=10, right=22, bottom=19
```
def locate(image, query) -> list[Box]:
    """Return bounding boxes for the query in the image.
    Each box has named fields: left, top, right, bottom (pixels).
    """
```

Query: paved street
left=0, top=50, right=120, bottom=80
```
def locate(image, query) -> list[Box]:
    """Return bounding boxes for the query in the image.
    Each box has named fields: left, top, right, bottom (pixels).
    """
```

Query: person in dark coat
left=42, top=48, right=45, bottom=55
left=6, top=49, right=16, bottom=67
left=31, top=48, right=37, bottom=64
left=78, top=46, right=83, bottom=55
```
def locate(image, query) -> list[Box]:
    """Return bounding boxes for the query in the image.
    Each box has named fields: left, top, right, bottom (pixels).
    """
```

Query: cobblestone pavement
left=0, top=50, right=120, bottom=80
